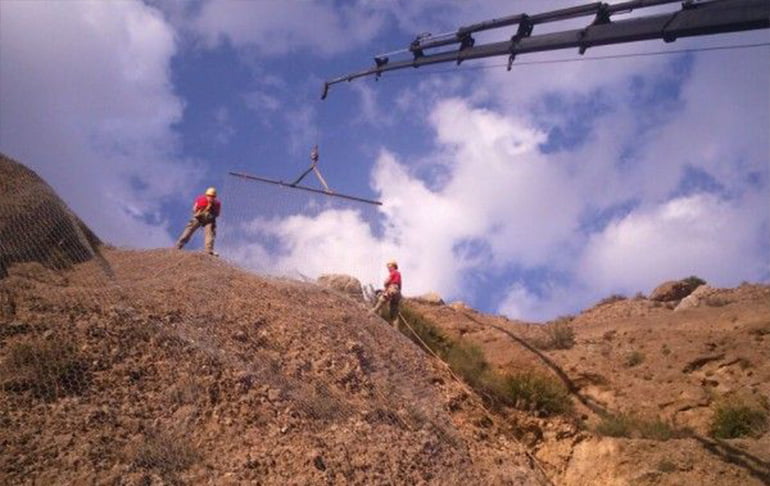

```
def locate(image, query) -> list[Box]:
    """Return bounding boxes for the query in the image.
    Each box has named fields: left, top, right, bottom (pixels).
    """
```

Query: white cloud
left=0, top=0, right=195, bottom=247
left=255, top=210, right=381, bottom=277
left=579, top=193, right=768, bottom=294
left=213, top=106, right=236, bottom=145
left=190, top=0, right=386, bottom=55
left=243, top=90, right=282, bottom=113
left=384, top=46, right=765, bottom=318
left=350, top=82, right=395, bottom=127
left=497, top=283, right=541, bottom=320
left=429, top=99, right=582, bottom=266
left=372, top=150, right=473, bottom=296
left=221, top=208, right=387, bottom=289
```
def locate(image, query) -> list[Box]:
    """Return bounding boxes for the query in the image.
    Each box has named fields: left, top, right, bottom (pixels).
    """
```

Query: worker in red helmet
left=373, top=260, right=402, bottom=326
left=175, top=187, right=221, bottom=256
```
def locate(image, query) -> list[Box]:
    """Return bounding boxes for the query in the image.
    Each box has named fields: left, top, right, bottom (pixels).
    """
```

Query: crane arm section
left=322, top=0, right=770, bottom=99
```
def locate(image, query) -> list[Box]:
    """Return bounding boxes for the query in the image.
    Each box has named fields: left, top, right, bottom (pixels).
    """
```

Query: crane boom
left=322, top=0, right=770, bottom=99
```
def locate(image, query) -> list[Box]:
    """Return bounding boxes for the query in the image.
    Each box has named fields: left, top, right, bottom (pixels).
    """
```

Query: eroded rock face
left=0, top=154, right=102, bottom=277
left=317, top=274, right=364, bottom=300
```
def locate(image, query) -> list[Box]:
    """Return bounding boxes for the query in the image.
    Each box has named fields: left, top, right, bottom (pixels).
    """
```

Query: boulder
left=413, top=292, right=444, bottom=305
left=317, top=274, right=363, bottom=300
left=650, top=280, right=701, bottom=302
left=674, top=285, right=717, bottom=311
left=449, top=301, right=471, bottom=312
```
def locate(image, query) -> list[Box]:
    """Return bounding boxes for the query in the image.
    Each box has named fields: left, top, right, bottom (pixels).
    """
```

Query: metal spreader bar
left=228, top=172, right=383, bottom=206
left=229, top=146, right=383, bottom=206
left=322, top=0, right=770, bottom=99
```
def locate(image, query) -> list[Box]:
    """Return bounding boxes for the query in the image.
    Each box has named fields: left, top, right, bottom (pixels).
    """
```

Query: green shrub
left=595, top=413, right=683, bottom=440
left=710, top=402, right=768, bottom=439
left=399, top=306, right=452, bottom=357
left=399, top=305, right=573, bottom=416
left=542, top=320, right=576, bottom=350
left=597, top=294, right=627, bottom=307
left=682, top=275, right=706, bottom=288
left=534, top=317, right=576, bottom=350
left=503, top=372, right=573, bottom=416
left=2, top=338, right=89, bottom=400
left=400, top=305, right=498, bottom=398
left=445, top=344, right=489, bottom=389
left=595, top=413, right=635, bottom=437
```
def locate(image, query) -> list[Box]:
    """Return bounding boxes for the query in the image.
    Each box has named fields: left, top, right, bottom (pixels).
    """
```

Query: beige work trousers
left=373, top=284, right=401, bottom=324
left=176, top=216, right=216, bottom=252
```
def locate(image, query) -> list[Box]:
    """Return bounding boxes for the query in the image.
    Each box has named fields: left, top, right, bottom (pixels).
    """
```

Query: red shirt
left=194, top=195, right=221, bottom=217
left=385, top=268, right=402, bottom=288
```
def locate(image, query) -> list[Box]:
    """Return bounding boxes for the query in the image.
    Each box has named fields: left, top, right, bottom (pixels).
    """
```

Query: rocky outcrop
left=650, top=279, right=702, bottom=302
left=0, top=153, right=102, bottom=278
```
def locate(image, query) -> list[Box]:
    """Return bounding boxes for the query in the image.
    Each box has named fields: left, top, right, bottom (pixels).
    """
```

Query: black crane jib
left=322, top=0, right=770, bottom=99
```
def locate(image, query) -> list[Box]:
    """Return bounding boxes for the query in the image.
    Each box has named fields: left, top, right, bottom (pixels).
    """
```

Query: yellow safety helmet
left=387, top=260, right=398, bottom=269
left=205, top=187, right=217, bottom=197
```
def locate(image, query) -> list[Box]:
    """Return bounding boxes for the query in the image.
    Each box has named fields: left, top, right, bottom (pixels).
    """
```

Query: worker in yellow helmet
left=373, top=260, right=402, bottom=326
left=175, top=187, right=221, bottom=256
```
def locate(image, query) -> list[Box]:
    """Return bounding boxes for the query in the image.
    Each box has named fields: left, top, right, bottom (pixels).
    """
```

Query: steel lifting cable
left=228, top=82, right=383, bottom=206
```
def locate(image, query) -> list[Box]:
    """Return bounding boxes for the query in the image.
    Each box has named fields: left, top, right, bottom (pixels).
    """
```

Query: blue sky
left=1, top=0, right=768, bottom=321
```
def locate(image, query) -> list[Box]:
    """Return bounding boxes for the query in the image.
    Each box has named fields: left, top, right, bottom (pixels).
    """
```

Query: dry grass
left=596, top=294, right=627, bottom=307
left=534, top=317, right=576, bottom=350
left=595, top=413, right=686, bottom=440
left=133, top=429, right=200, bottom=474
left=1, top=337, right=89, bottom=400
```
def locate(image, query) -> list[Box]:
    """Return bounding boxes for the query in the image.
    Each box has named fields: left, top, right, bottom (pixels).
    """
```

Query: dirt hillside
left=0, top=156, right=547, bottom=484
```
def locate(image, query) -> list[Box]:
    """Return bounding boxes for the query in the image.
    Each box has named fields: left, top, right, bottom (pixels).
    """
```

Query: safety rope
left=395, top=311, right=557, bottom=486
left=459, top=311, right=609, bottom=418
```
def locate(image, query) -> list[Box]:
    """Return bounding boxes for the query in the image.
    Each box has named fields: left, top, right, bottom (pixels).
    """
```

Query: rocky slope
left=406, top=282, right=770, bottom=485
left=0, top=246, right=559, bottom=485
left=0, top=155, right=552, bottom=484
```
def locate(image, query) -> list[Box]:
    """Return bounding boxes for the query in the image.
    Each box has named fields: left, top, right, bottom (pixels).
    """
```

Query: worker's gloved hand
left=195, top=211, right=213, bottom=223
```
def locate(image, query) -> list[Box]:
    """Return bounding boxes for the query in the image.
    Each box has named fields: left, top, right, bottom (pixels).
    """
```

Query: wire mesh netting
left=218, top=171, right=385, bottom=290
left=0, top=154, right=546, bottom=484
